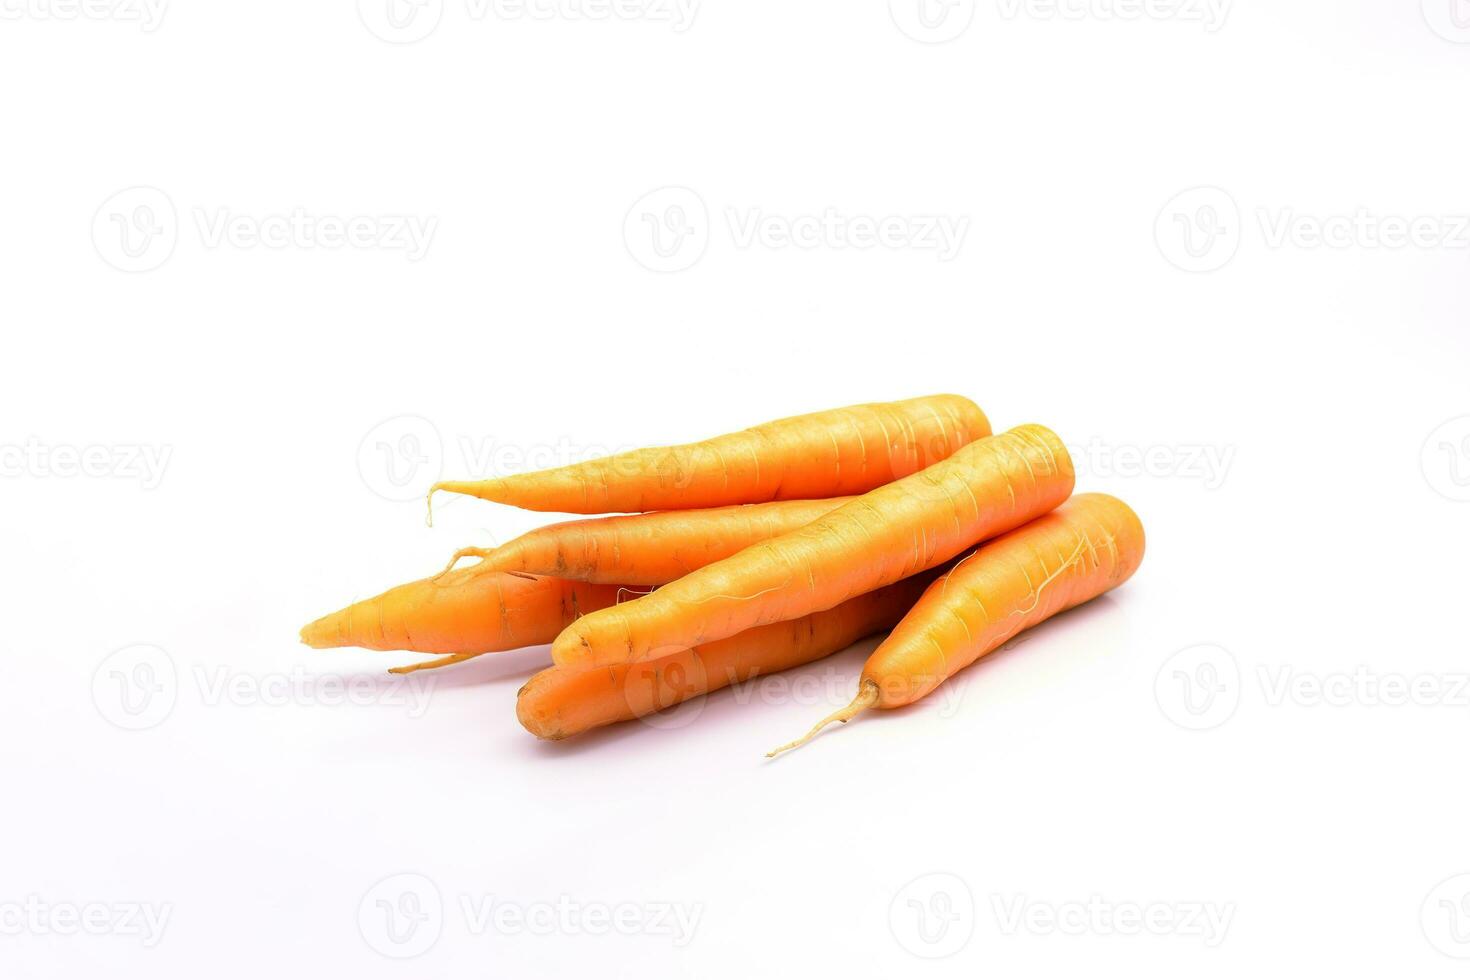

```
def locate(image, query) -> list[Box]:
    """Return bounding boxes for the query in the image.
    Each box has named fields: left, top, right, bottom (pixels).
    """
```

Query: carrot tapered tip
left=427, top=480, right=500, bottom=526
left=765, top=680, right=880, bottom=758
left=299, top=608, right=351, bottom=649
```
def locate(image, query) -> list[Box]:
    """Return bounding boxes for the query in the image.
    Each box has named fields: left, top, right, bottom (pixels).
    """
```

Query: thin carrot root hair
left=682, top=579, right=793, bottom=606
left=937, top=545, right=983, bottom=598
left=425, top=480, right=476, bottom=528
left=1008, top=535, right=1090, bottom=619
left=388, top=651, right=482, bottom=674
left=434, top=546, right=494, bottom=581
left=765, top=679, right=881, bottom=758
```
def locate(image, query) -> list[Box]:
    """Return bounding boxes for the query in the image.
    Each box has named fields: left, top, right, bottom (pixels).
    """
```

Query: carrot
left=299, top=566, right=638, bottom=655
left=767, top=493, right=1145, bottom=756
left=516, top=570, right=943, bottom=740
left=440, top=497, right=852, bottom=585
left=428, top=394, right=989, bottom=517
left=550, top=424, right=1075, bottom=668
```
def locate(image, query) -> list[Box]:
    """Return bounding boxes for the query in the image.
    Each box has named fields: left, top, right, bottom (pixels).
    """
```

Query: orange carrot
left=550, top=424, right=1075, bottom=668
left=441, top=497, right=852, bottom=585
left=516, top=570, right=942, bottom=740
left=429, top=395, right=989, bottom=516
left=768, top=493, right=1145, bottom=756
left=300, top=567, right=637, bottom=655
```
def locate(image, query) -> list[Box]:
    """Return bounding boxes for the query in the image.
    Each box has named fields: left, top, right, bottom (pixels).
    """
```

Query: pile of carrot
left=303, top=395, right=1144, bottom=752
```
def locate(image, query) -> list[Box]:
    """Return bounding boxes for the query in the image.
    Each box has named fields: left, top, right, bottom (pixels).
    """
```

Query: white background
left=2, top=1, right=1469, bottom=976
